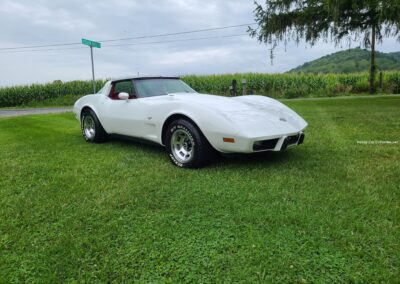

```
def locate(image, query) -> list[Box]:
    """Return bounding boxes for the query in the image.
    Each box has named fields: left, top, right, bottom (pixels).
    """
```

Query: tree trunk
left=369, top=25, right=376, bottom=93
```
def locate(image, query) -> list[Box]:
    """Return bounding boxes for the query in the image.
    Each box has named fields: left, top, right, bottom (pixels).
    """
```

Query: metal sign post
left=82, top=38, right=101, bottom=94
left=89, top=46, right=96, bottom=94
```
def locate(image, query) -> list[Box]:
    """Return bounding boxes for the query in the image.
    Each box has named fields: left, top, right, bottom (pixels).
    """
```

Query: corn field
left=0, top=80, right=107, bottom=107
left=1, top=73, right=400, bottom=107
left=183, top=72, right=400, bottom=98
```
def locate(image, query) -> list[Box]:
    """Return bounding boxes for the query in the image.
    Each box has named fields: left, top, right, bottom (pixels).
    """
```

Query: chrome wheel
left=171, top=129, right=194, bottom=163
left=83, top=115, right=96, bottom=140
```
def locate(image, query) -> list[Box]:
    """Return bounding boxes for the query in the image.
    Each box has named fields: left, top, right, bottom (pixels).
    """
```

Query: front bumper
left=210, top=131, right=306, bottom=153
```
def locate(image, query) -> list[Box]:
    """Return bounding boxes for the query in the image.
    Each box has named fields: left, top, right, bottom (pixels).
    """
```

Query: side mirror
left=118, top=92, right=129, bottom=100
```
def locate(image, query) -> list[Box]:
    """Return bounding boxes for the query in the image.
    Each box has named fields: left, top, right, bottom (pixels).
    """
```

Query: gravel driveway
left=0, top=107, right=72, bottom=118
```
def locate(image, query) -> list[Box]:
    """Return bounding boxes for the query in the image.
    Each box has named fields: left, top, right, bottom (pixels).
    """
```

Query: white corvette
left=73, top=76, right=307, bottom=168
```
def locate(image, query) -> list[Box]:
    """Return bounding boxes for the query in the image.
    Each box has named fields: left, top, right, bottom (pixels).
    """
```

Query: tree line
left=250, top=0, right=400, bottom=93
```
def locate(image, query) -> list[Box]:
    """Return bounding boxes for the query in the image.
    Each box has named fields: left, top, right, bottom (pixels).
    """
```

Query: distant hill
left=289, top=48, right=400, bottom=73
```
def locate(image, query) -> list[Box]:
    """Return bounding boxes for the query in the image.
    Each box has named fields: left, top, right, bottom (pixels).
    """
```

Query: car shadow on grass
left=107, top=134, right=306, bottom=169
left=108, top=135, right=165, bottom=153
left=215, top=151, right=299, bottom=167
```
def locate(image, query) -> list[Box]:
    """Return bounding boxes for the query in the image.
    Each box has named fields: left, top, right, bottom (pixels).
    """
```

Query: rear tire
left=81, top=109, right=108, bottom=143
left=165, top=119, right=216, bottom=168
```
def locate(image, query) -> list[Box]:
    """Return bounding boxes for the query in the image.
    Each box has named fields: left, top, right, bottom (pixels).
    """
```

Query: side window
left=110, top=80, right=137, bottom=100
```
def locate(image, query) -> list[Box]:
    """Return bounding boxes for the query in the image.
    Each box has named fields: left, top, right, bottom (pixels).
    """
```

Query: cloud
left=0, top=0, right=94, bottom=31
left=158, top=47, right=232, bottom=66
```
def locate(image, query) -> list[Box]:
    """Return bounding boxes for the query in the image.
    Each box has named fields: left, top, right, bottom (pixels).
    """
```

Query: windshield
left=134, top=79, right=196, bottom=98
left=97, top=85, right=105, bottom=94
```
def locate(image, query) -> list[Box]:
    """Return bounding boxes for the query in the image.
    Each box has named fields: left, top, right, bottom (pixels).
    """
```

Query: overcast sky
left=0, top=0, right=399, bottom=87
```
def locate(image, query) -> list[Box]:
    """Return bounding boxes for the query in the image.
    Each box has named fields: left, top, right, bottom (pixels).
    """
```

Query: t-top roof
left=110, top=76, right=180, bottom=83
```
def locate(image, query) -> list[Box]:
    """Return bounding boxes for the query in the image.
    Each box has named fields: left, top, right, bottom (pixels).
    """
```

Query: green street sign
left=81, top=38, right=101, bottom=48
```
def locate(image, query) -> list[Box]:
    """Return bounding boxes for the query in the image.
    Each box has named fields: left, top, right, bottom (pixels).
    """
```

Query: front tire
left=165, top=119, right=216, bottom=168
left=81, top=109, right=108, bottom=143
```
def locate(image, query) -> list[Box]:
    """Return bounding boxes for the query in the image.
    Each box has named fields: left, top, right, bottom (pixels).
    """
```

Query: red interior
left=109, top=85, right=119, bottom=100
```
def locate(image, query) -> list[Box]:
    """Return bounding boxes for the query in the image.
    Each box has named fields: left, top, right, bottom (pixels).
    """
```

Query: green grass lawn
left=0, top=97, right=399, bottom=283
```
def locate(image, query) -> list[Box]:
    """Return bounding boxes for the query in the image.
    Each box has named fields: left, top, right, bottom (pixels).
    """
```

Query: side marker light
left=223, top=138, right=235, bottom=143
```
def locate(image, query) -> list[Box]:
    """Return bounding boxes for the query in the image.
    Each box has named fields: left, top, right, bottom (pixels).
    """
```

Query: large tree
left=250, top=0, right=400, bottom=93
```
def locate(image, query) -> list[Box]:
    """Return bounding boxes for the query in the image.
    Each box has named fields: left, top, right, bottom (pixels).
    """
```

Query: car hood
left=170, top=93, right=308, bottom=137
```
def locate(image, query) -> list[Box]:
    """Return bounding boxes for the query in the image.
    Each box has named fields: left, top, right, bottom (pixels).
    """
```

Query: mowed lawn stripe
left=0, top=97, right=399, bottom=282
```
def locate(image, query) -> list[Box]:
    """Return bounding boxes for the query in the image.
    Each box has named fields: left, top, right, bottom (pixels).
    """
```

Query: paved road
left=0, top=107, right=72, bottom=118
